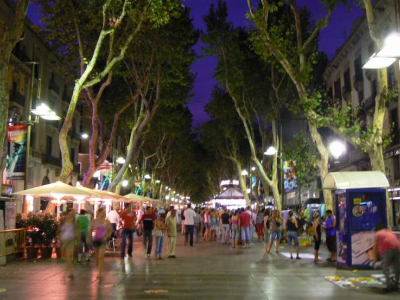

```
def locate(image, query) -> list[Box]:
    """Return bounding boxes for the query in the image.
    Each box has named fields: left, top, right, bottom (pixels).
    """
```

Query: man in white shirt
left=183, top=204, right=197, bottom=246
left=108, top=204, right=121, bottom=237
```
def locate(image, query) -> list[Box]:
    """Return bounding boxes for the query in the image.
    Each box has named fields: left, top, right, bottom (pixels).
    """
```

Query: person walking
left=166, top=209, right=178, bottom=258
left=154, top=213, right=167, bottom=259
left=59, top=208, right=78, bottom=279
left=181, top=208, right=186, bottom=235
left=108, top=204, right=120, bottom=238
left=263, top=209, right=270, bottom=254
left=286, top=211, right=301, bottom=259
left=88, top=207, right=112, bottom=279
left=220, top=208, right=230, bottom=244
left=313, top=212, right=322, bottom=263
left=203, top=208, right=210, bottom=241
left=325, top=210, right=337, bottom=262
left=256, top=210, right=264, bottom=241
left=76, top=209, right=91, bottom=264
left=231, top=210, right=239, bottom=248
left=239, top=208, right=251, bottom=248
left=372, top=225, right=400, bottom=292
left=268, top=210, right=283, bottom=253
left=120, top=203, right=136, bottom=259
left=140, top=206, right=156, bottom=258
left=184, top=204, right=197, bottom=246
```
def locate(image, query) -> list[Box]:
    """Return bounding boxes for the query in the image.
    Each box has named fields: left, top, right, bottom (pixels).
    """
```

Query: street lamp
left=363, top=33, right=400, bottom=69
left=251, top=166, right=256, bottom=171
left=264, top=146, right=277, bottom=156
left=144, top=174, right=151, bottom=180
left=246, top=188, right=251, bottom=194
left=155, top=180, right=161, bottom=184
left=241, top=170, right=248, bottom=176
left=122, top=180, right=128, bottom=187
left=329, top=140, right=346, bottom=163
left=31, top=103, right=61, bottom=120
left=81, top=133, right=89, bottom=139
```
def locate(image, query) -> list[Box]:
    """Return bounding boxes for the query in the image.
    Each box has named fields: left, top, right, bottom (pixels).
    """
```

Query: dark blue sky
left=184, top=0, right=363, bottom=126
left=27, top=1, right=363, bottom=127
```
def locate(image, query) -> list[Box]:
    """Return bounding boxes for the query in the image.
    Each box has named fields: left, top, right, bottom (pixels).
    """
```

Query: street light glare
left=31, top=103, right=61, bottom=120
left=362, top=53, right=396, bottom=69
left=246, top=188, right=251, bottom=193
left=81, top=133, right=89, bottom=139
left=241, top=170, right=248, bottom=176
left=117, top=157, right=126, bottom=164
left=144, top=174, right=151, bottom=179
left=122, top=180, right=128, bottom=187
left=329, top=141, right=346, bottom=160
left=377, top=33, right=400, bottom=58
left=264, top=146, right=277, bottom=156
left=251, top=167, right=256, bottom=171
left=155, top=180, right=161, bottom=184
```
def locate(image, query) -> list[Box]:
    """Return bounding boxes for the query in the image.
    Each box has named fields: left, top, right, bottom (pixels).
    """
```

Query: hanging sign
left=6, top=125, right=28, bottom=180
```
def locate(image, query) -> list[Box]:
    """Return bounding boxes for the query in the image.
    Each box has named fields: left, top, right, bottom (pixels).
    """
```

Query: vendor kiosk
left=323, top=171, right=389, bottom=268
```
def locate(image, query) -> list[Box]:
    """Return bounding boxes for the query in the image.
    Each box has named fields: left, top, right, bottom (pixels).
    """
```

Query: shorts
left=314, top=235, right=321, bottom=251
left=204, top=223, right=210, bottom=229
left=326, top=235, right=336, bottom=252
left=93, top=241, right=106, bottom=248
left=270, top=231, right=282, bottom=241
left=286, top=231, right=299, bottom=248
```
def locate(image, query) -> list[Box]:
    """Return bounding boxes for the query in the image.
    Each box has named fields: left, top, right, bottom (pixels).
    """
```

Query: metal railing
left=0, top=228, right=26, bottom=257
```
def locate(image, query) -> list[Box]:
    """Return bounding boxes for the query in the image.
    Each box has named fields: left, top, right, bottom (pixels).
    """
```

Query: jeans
left=185, top=225, right=195, bottom=246
left=143, top=229, right=153, bottom=254
left=249, top=224, right=254, bottom=243
left=78, top=232, right=89, bottom=254
left=382, top=248, right=400, bottom=289
left=121, top=228, right=134, bottom=258
left=241, top=226, right=250, bottom=242
left=232, top=224, right=239, bottom=242
left=287, top=231, right=299, bottom=248
left=221, top=224, right=230, bottom=243
left=155, top=235, right=164, bottom=256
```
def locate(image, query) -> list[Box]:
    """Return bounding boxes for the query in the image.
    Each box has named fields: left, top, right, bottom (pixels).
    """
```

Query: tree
left=201, top=87, right=251, bottom=204
left=283, top=132, right=319, bottom=205
left=0, top=0, right=30, bottom=181
left=108, top=7, right=197, bottom=191
left=202, top=1, right=294, bottom=210
left=35, top=0, right=182, bottom=182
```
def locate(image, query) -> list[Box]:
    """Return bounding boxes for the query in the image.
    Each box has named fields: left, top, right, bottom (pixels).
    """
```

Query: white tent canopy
left=323, top=171, right=390, bottom=190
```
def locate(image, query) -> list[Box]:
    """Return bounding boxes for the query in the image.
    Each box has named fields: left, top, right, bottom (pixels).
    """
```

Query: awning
left=323, top=171, right=390, bottom=190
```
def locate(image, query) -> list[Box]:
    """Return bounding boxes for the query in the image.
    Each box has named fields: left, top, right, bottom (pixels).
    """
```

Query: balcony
left=42, top=155, right=62, bottom=168
left=49, top=80, right=60, bottom=95
left=9, top=90, right=25, bottom=107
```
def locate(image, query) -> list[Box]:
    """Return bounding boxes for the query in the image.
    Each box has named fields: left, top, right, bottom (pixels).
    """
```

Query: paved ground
left=0, top=234, right=397, bottom=300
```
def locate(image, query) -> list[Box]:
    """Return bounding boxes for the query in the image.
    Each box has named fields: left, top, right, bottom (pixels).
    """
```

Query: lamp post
left=363, top=33, right=400, bottom=69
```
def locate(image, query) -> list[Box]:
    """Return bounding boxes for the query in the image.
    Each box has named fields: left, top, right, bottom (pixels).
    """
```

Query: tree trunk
left=82, top=101, right=99, bottom=187
left=0, top=61, right=9, bottom=178
left=308, top=124, right=333, bottom=211
left=236, top=163, right=250, bottom=205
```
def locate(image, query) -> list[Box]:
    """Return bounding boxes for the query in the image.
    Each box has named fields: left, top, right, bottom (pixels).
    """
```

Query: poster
left=283, top=160, right=297, bottom=191
left=6, top=125, right=27, bottom=180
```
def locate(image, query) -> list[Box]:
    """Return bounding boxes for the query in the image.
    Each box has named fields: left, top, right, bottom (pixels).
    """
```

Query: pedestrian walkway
left=0, top=235, right=396, bottom=300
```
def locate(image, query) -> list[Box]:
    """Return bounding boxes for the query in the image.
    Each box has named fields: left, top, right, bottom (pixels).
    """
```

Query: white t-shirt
left=108, top=210, right=120, bottom=224
left=184, top=208, right=196, bottom=225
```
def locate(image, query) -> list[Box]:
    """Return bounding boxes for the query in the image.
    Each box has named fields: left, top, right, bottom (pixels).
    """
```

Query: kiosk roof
left=323, top=171, right=389, bottom=190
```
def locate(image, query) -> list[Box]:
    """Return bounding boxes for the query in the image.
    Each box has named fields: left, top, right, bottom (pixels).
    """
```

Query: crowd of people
left=58, top=203, right=400, bottom=293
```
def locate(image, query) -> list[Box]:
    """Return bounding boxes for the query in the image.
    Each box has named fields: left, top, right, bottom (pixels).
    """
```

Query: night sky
left=27, top=1, right=364, bottom=127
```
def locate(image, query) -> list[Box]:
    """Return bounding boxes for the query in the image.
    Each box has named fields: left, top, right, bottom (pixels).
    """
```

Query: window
left=368, top=43, right=375, bottom=56
left=334, top=78, right=342, bottom=100
left=371, top=79, right=377, bottom=100
left=344, top=68, right=351, bottom=93
left=46, top=136, right=52, bottom=156
left=30, top=128, right=35, bottom=149
left=353, top=54, right=363, bottom=83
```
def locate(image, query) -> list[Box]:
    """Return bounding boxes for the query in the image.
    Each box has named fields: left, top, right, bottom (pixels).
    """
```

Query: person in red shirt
left=239, top=208, right=251, bottom=248
left=120, top=203, right=137, bottom=258
left=372, top=226, right=400, bottom=292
